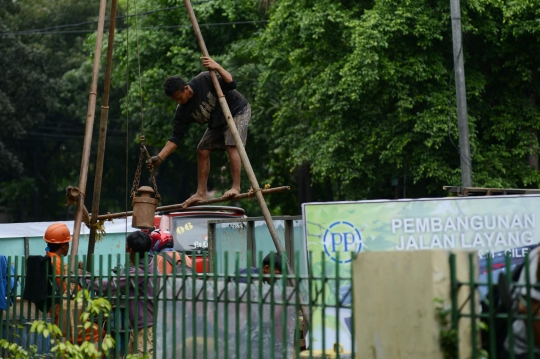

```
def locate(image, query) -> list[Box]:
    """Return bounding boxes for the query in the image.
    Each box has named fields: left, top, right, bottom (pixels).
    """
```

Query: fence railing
left=0, top=252, right=354, bottom=359
left=450, top=251, right=540, bottom=359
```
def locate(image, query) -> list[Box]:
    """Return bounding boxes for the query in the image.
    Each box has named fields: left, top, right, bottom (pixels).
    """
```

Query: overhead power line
left=26, top=132, right=125, bottom=140
left=36, top=125, right=128, bottom=134
left=0, top=20, right=267, bottom=36
left=0, top=3, right=199, bottom=35
left=0, top=1, right=268, bottom=37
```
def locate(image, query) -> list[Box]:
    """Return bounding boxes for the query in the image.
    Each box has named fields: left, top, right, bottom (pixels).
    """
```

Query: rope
left=133, top=0, right=145, bottom=137
left=125, top=0, right=130, bottom=236
left=89, top=219, right=108, bottom=243
left=64, top=186, right=85, bottom=205
left=247, top=184, right=271, bottom=200
left=127, top=0, right=161, bottom=204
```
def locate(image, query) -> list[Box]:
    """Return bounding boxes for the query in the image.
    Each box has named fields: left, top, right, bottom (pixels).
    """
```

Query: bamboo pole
left=182, top=0, right=310, bottom=325
left=70, top=0, right=109, bottom=265
left=87, top=0, right=119, bottom=266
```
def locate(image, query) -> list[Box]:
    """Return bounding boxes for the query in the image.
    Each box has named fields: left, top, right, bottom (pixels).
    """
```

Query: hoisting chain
left=130, top=135, right=161, bottom=206
left=128, top=0, right=161, bottom=207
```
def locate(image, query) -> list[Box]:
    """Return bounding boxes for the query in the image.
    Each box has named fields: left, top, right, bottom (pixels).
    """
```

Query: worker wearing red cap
left=43, top=223, right=103, bottom=344
left=150, top=229, right=193, bottom=274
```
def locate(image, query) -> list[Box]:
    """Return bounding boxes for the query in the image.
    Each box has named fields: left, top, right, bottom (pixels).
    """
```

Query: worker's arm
left=201, top=56, right=233, bottom=83
left=158, top=141, right=178, bottom=160
left=147, top=141, right=177, bottom=169
left=87, top=275, right=126, bottom=294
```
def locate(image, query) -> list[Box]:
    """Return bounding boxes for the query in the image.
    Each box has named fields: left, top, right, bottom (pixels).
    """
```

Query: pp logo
left=323, top=221, right=362, bottom=263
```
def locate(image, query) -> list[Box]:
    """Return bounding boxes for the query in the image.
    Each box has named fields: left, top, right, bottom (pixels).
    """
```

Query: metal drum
left=132, top=186, right=159, bottom=229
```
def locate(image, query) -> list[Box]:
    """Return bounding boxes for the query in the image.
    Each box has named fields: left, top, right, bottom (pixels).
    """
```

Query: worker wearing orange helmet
left=44, top=222, right=73, bottom=293
left=43, top=223, right=103, bottom=344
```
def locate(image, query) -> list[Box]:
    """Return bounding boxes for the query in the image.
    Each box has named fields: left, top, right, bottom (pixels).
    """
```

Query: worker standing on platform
left=146, top=56, right=251, bottom=208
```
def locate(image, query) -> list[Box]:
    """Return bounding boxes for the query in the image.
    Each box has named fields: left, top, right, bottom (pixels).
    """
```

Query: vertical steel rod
left=87, top=0, right=119, bottom=267
left=182, top=0, right=310, bottom=325
left=70, top=0, right=109, bottom=264
left=450, top=0, right=473, bottom=187
left=23, top=237, right=29, bottom=258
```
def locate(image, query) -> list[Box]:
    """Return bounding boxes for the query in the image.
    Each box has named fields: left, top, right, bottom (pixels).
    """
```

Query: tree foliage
left=255, top=0, right=540, bottom=201
left=1, top=0, right=539, bottom=221
left=0, top=0, right=119, bottom=221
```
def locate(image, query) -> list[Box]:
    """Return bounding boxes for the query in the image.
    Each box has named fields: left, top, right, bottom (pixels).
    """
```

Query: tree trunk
left=295, top=162, right=313, bottom=209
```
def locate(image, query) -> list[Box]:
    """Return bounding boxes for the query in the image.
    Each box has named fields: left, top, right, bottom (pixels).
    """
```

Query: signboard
left=302, top=195, right=540, bottom=351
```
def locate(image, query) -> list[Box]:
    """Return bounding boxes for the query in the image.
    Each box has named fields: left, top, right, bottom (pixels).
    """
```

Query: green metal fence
left=450, top=252, right=540, bottom=359
left=0, top=252, right=355, bottom=359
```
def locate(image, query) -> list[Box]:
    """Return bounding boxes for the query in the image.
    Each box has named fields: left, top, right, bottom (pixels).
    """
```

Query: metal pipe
left=92, top=186, right=291, bottom=221
left=87, top=0, right=119, bottom=266
left=70, top=0, right=108, bottom=264
left=24, top=237, right=29, bottom=258
left=182, top=0, right=309, bottom=325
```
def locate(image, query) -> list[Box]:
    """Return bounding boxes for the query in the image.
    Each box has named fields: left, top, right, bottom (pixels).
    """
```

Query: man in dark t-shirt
left=146, top=57, right=251, bottom=208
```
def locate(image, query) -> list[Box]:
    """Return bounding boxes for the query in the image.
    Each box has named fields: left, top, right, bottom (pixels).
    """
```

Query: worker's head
left=262, top=252, right=283, bottom=284
left=150, top=229, right=174, bottom=253
left=126, top=231, right=152, bottom=263
left=164, top=76, right=191, bottom=105
left=43, top=223, right=72, bottom=256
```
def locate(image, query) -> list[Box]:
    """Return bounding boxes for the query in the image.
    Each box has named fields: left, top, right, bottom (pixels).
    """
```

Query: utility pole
left=450, top=0, right=473, bottom=187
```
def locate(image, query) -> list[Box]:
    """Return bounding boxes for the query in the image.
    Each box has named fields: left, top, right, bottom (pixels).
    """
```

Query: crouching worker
left=235, top=252, right=283, bottom=285
left=151, top=229, right=193, bottom=274
left=88, top=231, right=155, bottom=356
left=43, top=223, right=103, bottom=344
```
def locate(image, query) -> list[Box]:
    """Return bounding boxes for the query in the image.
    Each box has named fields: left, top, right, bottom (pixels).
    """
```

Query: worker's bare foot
left=181, top=193, right=206, bottom=208
left=223, top=188, right=240, bottom=199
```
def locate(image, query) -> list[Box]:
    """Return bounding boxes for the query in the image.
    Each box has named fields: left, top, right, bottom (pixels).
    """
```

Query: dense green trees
left=0, top=0, right=125, bottom=221
left=1, top=0, right=539, bottom=221
left=255, top=0, right=540, bottom=200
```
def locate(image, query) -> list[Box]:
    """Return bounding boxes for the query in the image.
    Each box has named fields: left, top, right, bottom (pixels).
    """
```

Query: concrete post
left=353, top=250, right=477, bottom=359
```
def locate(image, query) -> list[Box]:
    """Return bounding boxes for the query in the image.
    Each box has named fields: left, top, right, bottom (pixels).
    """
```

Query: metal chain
left=128, top=0, right=162, bottom=206
left=140, top=139, right=161, bottom=202
left=130, top=145, right=145, bottom=203
left=130, top=135, right=162, bottom=205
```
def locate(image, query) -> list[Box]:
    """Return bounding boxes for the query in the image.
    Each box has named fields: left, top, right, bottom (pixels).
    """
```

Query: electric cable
left=0, top=20, right=267, bottom=36
left=26, top=132, right=125, bottom=139
left=0, top=2, right=210, bottom=36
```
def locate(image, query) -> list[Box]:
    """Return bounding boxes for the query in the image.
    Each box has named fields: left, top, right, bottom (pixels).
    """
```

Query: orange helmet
left=43, top=223, right=72, bottom=244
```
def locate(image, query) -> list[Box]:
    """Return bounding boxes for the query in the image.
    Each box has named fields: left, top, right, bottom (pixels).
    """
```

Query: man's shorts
left=197, top=104, right=251, bottom=151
